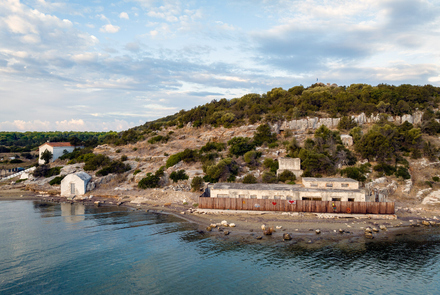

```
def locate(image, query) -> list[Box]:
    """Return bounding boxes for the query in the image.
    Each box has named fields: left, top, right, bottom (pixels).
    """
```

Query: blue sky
left=1, top=0, right=440, bottom=131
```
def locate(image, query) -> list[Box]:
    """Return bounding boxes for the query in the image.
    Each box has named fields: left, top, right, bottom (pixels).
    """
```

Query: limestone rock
left=315, top=229, right=321, bottom=234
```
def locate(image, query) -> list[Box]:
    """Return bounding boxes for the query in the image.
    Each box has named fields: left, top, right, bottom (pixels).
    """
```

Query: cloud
left=100, top=24, right=120, bottom=33
left=119, top=12, right=129, bottom=20
left=187, top=91, right=223, bottom=97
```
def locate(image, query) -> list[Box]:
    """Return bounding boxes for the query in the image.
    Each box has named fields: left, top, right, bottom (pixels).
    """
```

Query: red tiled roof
left=39, top=142, right=74, bottom=148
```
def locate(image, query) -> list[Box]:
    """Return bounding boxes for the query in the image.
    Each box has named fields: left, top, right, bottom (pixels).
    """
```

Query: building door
left=70, top=183, right=75, bottom=194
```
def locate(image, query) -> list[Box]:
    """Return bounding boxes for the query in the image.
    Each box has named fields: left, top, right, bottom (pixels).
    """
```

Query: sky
left=1, top=0, right=440, bottom=132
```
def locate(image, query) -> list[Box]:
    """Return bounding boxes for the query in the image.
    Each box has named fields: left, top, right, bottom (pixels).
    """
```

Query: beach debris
left=315, top=229, right=321, bottom=234
left=263, top=227, right=273, bottom=235
left=206, top=226, right=212, bottom=232
left=256, top=236, right=263, bottom=240
left=224, top=231, right=230, bottom=236
left=221, top=220, right=229, bottom=227
left=380, top=225, right=387, bottom=231
left=261, top=224, right=266, bottom=230
left=372, top=227, right=379, bottom=232
left=283, top=233, right=292, bottom=241
left=429, top=221, right=437, bottom=226
left=339, top=229, right=344, bottom=233
left=276, top=226, right=282, bottom=230
left=365, top=232, right=374, bottom=239
left=229, top=223, right=236, bottom=227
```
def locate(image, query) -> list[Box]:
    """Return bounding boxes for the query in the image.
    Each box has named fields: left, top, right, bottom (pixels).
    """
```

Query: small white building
left=38, top=142, right=82, bottom=165
left=61, top=172, right=92, bottom=197
left=277, top=157, right=303, bottom=179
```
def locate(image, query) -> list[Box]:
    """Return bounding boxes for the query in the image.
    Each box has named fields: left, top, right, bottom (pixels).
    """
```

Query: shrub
left=166, top=153, right=182, bottom=168
left=433, top=176, right=440, bottom=182
left=148, top=135, right=169, bottom=144
left=263, top=158, right=279, bottom=173
left=340, top=167, right=367, bottom=182
left=191, top=176, right=204, bottom=191
left=395, top=167, right=411, bottom=179
left=96, top=161, right=131, bottom=176
left=138, top=168, right=164, bottom=189
left=278, top=170, right=296, bottom=183
left=200, top=142, right=225, bottom=153
left=253, top=123, right=277, bottom=146
left=170, top=170, right=189, bottom=183
left=10, top=159, right=23, bottom=163
left=83, top=154, right=112, bottom=171
left=133, top=169, right=141, bottom=175
left=33, top=165, right=61, bottom=178
left=228, top=137, right=255, bottom=156
left=262, top=171, right=278, bottom=183
left=116, top=149, right=121, bottom=153
left=121, top=155, right=128, bottom=161
left=242, top=174, right=257, bottom=184
left=243, top=150, right=261, bottom=165
left=338, top=116, right=357, bottom=130
left=373, top=163, right=396, bottom=176
left=203, top=158, right=239, bottom=183
left=49, top=175, right=65, bottom=186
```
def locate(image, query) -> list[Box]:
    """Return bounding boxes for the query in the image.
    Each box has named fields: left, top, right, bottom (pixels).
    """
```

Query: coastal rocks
left=221, top=220, right=228, bottom=226
left=372, top=227, right=379, bottom=232
left=224, top=231, right=230, bottom=236
left=256, top=236, right=263, bottom=240
left=422, top=220, right=430, bottom=226
left=206, top=226, right=212, bottom=231
left=365, top=232, right=374, bottom=239
left=229, top=223, right=236, bottom=227
left=403, top=179, right=413, bottom=194
left=315, top=229, right=321, bottom=234
left=276, top=226, right=282, bottom=230
left=283, top=233, right=292, bottom=241
left=263, top=228, right=273, bottom=235
left=261, top=224, right=266, bottom=230
left=380, top=225, right=387, bottom=231
left=365, top=228, right=372, bottom=233
left=422, top=190, right=440, bottom=205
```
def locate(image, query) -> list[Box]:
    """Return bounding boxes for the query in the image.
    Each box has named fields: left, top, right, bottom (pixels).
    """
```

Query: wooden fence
left=198, top=197, right=395, bottom=214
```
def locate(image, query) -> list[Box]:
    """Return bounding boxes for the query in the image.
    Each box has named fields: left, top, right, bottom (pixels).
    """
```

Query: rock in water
left=372, top=227, right=379, bottom=232
left=256, top=236, right=263, bottom=240
left=261, top=224, right=266, bottom=230
left=315, top=229, right=321, bottom=234
left=263, top=228, right=273, bottom=235
left=365, top=228, right=373, bottom=233
left=276, top=226, right=282, bottom=230
left=339, top=229, right=344, bottom=233
left=224, top=231, right=230, bottom=236
left=379, top=225, right=387, bottom=231
left=221, top=220, right=228, bottom=226
left=422, top=220, right=430, bottom=226
left=206, top=226, right=212, bottom=231
left=283, top=233, right=292, bottom=241
left=365, top=232, right=374, bottom=239
left=229, top=223, right=236, bottom=227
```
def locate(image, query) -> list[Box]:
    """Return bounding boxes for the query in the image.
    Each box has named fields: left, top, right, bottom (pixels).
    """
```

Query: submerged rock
left=283, top=233, right=292, bottom=241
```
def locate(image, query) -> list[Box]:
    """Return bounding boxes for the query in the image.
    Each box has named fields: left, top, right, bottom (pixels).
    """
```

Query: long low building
left=207, top=177, right=368, bottom=202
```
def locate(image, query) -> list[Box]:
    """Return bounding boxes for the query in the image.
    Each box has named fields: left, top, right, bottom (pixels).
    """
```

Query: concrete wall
left=210, top=187, right=366, bottom=202
left=279, top=158, right=301, bottom=170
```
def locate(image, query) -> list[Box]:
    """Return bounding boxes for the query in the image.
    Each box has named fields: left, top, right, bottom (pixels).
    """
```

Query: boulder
left=283, top=233, right=292, bottom=241
left=315, top=229, right=321, bottom=234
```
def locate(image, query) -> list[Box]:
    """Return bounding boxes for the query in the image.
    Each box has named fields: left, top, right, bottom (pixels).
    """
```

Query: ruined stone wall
left=275, top=110, right=426, bottom=133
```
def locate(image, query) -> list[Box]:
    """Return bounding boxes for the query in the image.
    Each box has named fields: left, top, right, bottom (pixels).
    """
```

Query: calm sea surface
left=1, top=200, right=440, bottom=295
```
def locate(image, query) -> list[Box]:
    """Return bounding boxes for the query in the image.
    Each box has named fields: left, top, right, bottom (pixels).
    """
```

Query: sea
left=1, top=200, right=440, bottom=295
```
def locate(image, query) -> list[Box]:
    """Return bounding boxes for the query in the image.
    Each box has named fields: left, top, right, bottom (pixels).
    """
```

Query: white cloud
left=119, top=12, right=129, bottom=19
left=100, top=24, right=120, bottom=33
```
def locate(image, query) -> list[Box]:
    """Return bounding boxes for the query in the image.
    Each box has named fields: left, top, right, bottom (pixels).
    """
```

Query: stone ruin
left=277, top=157, right=303, bottom=179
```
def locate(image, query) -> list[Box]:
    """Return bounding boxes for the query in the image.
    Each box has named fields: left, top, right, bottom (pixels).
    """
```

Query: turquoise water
left=1, top=201, right=440, bottom=294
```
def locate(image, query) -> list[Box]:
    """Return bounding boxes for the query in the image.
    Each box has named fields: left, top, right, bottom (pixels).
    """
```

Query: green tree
left=242, top=174, right=257, bottom=184
left=40, top=149, right=53, bottom=164
left=253, top=123, right=277, bottom=146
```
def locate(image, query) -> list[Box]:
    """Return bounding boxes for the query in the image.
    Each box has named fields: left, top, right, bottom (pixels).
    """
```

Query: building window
left=348, top=198, right=354, bottom=202
left=286, top=196, right=293, bottom=200
left=217, top=194, right=229, bottom=198
left=310, top=184, right=318, bottom=187
left=250, top=195, right=257, bottom=199
left=341, top=183, right=349, bottom=188
left=312, top=197, right=322, bottom=201
left=326, top=183, right=333, bottom=187
left=274, top=195, right=283, bottom=199
left=332, top=198, right=341, bottom=201
left=262, top=196, right=269, bottom=199
left=239, top=195, right=246, bottom=199
left=302, top=197, right=311, bottom=200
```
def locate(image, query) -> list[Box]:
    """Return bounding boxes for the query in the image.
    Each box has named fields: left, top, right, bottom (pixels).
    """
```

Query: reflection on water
left=2, top=200, right=440, bottom=295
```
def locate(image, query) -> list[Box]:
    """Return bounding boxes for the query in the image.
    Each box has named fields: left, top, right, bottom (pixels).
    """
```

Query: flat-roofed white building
left=38, top=142, right=83, bottom=165
left=302, top=177, right=359, bottom=190
left=208, top=180, right=367, bottom=202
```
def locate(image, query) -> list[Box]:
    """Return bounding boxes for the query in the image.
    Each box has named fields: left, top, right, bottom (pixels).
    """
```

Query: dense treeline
left=120, top=83, right=440, bottom=144
left=0, top=131, right=115, bottom=151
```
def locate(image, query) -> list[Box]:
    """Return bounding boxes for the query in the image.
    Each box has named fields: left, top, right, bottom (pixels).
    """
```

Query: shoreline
left=2, top=188, right=440, bottom=246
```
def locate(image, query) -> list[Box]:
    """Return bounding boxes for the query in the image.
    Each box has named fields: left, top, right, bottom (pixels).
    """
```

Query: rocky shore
left=3, top=186, right=440, bottom=247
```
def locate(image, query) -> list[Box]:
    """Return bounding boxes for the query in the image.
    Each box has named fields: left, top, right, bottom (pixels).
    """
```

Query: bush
left=133, top=169, right=141, bottom=175
left=10, top=159, right=23, bottom=163
left=395, top=167, right=411, bottom=179
left=83, top=154, right=112, bottom=171
left=373, top=163, right=396, bottom=176
left=340, top=167, right=367, bottom=182
left=433, top=176, right=440, bottom=182
left=200, top=142, right=225, bottom=153
left=228, top=137, right=255, bottom=156
left=138, top=168, right=164, bottom=189
left=96, top=161, right=131, bottom=176
left=243, top=150, right=261, bottom=165
left=263, top=158, right=279, bottom=173
left=191, top=176, right=204, bottom=191
left=33, top=165, right=61, bottom=178
left=203, top=158, right=239, bottom=183
left=170, top=170, right=189, bottom=183
left=278, top=170, right=296, bottom=183
left=253, top=123, right=277, bottom=146
left=242, top=174, right=257, bottom=184
left=338, top=116, right=357, bottom=130
left=49, top=175, right=65, bottom=186
left=148, top=135, right=169, bottom=144
left=166, top=153, right=182, bottom=168
left=262, top=171, right=278, bottom=183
